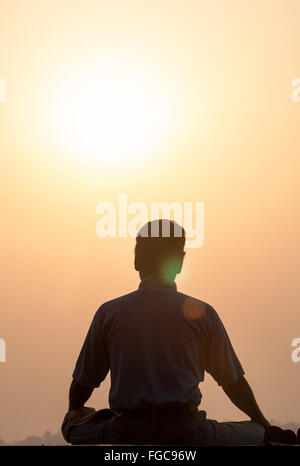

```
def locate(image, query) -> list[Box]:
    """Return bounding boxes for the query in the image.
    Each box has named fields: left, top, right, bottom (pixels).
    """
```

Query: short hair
left=134, top=219, right=186, bottom=275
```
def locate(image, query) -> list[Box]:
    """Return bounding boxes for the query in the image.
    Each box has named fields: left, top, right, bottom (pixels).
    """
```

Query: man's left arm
left=67, top=306, right=110, bottom=410
left=68, top=379, right=94, bottom=410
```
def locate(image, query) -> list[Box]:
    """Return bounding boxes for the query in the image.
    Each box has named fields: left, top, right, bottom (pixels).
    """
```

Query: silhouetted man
left=62, top=219, right=270, bottom=445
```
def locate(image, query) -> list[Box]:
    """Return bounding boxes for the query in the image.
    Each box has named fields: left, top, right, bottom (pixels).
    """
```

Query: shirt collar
left=138, top=275, right=177, bottom=291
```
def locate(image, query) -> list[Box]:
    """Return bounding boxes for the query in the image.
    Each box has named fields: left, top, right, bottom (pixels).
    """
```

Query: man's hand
left=68, top=379, right=94, bottom=411
left=222, top=376, right=271, bottom=430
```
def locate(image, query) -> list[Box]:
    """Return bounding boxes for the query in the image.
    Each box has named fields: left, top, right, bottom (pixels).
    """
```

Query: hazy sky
left=1, top=0, right=299, bottom=442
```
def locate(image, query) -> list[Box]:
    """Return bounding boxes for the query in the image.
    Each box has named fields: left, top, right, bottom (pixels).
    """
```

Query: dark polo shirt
left=73, top=275, right=244, bottom=411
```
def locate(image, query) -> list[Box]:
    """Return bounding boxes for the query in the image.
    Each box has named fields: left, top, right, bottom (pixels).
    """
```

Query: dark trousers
left=67, top=408, right=265, bottom=445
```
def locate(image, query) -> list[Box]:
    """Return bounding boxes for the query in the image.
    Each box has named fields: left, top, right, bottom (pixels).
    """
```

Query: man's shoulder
left=176, top=290, right=215, bottom=310
left=175, top=291, right=218, bottom=322
left=95, top=289, right=140, bottom=315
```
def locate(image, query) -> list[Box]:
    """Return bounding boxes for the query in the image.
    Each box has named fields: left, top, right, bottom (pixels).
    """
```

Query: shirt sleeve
left=72, top=306, right=110, bottom=388
left=204, top=307, right=245, bottom=387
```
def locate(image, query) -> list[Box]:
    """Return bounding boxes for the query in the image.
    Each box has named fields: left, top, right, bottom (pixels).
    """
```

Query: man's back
left=73, top=275, right=244, bottom=411
left=64, top=220, right=271, bottom=445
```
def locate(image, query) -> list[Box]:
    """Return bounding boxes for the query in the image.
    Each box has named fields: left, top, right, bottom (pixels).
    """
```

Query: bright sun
left=47, top=62, right=174, bottom=168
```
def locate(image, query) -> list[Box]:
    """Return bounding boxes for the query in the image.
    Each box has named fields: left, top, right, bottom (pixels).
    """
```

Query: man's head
left=134, top=219, right=186, bottom=281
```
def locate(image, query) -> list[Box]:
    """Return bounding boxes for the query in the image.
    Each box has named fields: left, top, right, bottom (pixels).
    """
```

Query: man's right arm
left=204, top=306, right=271, bottom=430
left=222, top=375, right=271, bottom=430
